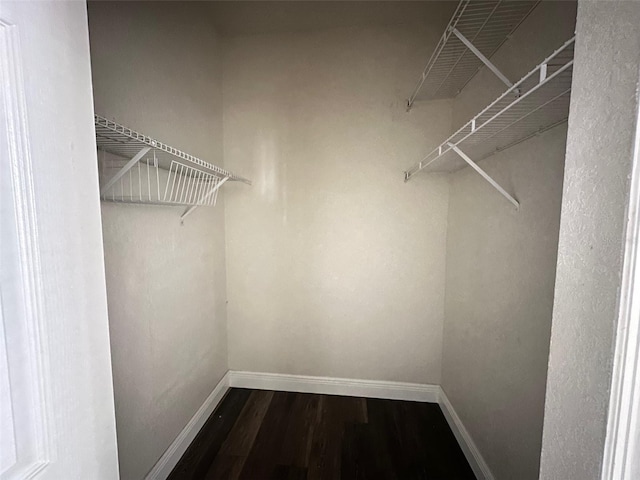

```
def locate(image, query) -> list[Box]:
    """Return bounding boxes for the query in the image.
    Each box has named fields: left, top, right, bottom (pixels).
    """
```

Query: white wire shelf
left=407, top=0, right=540, bottom=108
left=95, top=115, right=251, bottom=220
left=404, top=36, right=575, bottom=206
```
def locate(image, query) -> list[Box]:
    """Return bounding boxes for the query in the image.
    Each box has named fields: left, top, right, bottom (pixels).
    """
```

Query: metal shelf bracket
left=100, top=146, right=151, bottom=196
left=450, top=27, right=513, bottom=89
left=448, top=143, right=519, bottom=209
left=180, top=176, right=229, bottom=222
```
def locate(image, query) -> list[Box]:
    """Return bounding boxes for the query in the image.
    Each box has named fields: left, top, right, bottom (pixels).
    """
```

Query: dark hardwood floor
left=167, top=389, right=476, bottom=480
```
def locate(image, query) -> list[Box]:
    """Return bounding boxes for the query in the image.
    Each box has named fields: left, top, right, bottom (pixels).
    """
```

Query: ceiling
left=207, top=1, right=455, bottom=36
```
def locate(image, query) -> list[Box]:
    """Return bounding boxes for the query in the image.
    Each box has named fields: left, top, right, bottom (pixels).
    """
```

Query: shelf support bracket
left=450, top=28, right=513, bottom=89
left=447, top=143, right=519, bottom=210
left=180, top=176, right=229, bottom=222
left=100, top=146, right=151, bottom=196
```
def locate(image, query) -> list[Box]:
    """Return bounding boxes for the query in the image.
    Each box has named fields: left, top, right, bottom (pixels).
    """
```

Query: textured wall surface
left=88, top=3, right=230, bottom=479
left=222, top=20, right=453, bottom=384
left=441, top=2, right=577, bottom=480
left=539, top=1, right=640, bottom=479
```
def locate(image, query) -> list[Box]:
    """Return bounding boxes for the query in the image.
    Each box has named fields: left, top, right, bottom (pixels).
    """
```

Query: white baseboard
left=144, top=371, right=492, bottom=480
left=438, top=387, right=495, bottom=480
left=144, top=371, right=230, bottom=480
left=228, top=370, right=440, bottom=403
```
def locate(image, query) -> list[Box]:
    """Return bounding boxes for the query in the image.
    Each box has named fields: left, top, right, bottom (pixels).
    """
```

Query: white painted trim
left=601, top=75, right=640, bottom=480
left=227, top=371, right=440, bottom=403
left=438, top=387, right=495, bottom=480
left=145, top=372, right=496, bottom=480
left=0, top=17, right=55, bottom=478
left=144, top=372, right=230, bottom=480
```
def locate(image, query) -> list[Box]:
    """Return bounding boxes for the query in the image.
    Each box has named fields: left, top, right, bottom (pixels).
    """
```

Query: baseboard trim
left=144, top=371, right=493, bottom=480
left=227, top=370, right=440, bottom=403
left=438, top=387, right=495, bottom=480
left=144, top=371, right=230, bottom=480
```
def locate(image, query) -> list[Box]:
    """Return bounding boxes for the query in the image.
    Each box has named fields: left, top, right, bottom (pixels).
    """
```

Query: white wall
left=222, top=19, right=453, bottom=384
left=442, top=125, right=568, bottom=480
left=440, top=2, right=577, bottom=480
left=540, top=1, right=640, bottom=478
left=87, top=3, right=229, bottom=479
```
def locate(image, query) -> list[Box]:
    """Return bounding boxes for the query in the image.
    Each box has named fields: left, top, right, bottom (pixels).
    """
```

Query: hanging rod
left=404, top=36, right=576, bottom=207
left=94, top=115, right=251, bottom=219
left=407, top=0, right=540, bottom=110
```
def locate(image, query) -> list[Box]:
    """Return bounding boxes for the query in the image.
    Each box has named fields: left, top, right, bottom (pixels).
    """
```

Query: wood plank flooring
left=168, top=389, right=476, bottom=480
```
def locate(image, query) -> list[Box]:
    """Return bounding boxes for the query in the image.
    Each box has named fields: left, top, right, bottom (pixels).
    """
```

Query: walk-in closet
left=87, top=1, right=576, bottom=478
left=2, top=1, right=639, bottom=480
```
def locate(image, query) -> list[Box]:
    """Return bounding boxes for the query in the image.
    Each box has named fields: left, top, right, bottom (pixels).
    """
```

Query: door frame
left=0, top=2, right=119, bottom=478
left=1, top=16, right=55, bottom=477
left=601, top=72, right=640, bottom=480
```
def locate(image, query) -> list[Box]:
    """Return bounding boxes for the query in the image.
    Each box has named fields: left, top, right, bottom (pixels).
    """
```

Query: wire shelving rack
left=95, top=115, right=251, bottom=220
left=407, top=0, right=540, bottom=109
left=404, top=36, right=575, bottom=208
